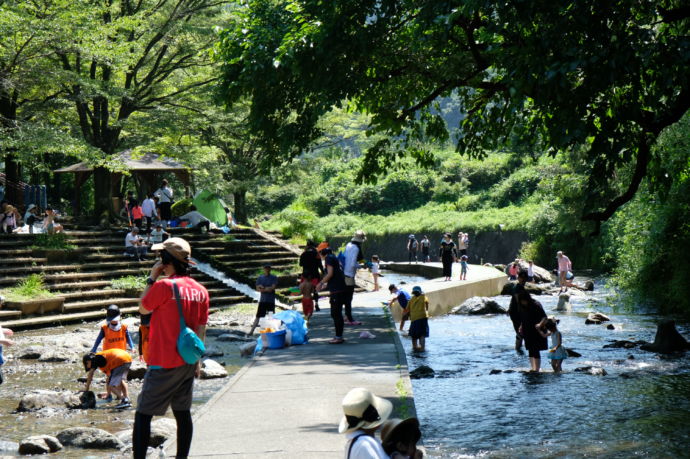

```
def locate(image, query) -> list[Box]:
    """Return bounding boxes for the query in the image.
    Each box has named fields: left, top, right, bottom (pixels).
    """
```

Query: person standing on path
left=342, top=230, right=365, bottom=326
left=517, top=291, right=547, bottom=372
left=339, top=387, right=393, bottom=459
left=557, top=251, right=573, bottom=293
left=141, top=193, right=157, bottom=233
left=154, top=179, right=174, bottom=228
left=457, top=232, right=468, bottom=257
left=249, top=264, right=278, bottom=335
left=420, top=235, right=431, bottom=262
left=132, top=237, right=209, bottom=459
left=299, top=240, right=324, bottom=311
left=439, top=233, right=457, bottom=281
left=318, top=247, right=347, bottom=344
left=508, top=270, right=528, bottom=352
left=407, top=234, right=418, bottom=263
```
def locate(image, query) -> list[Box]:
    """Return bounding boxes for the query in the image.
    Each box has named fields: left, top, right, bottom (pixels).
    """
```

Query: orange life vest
left=97, top=348, right=132, bottom=375
left=101, top=323, right=129, bottom=351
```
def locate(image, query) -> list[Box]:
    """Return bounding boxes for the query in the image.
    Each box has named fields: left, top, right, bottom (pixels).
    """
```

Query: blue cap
left=412, top=286, right=422, bottom=294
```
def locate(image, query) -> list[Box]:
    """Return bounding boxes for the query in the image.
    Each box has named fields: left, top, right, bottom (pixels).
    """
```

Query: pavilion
left=54, top=150, right=191, bottom=216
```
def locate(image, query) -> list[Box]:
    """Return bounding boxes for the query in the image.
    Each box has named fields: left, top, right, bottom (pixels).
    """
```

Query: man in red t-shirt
left=132, top=237, right=209, bottom=459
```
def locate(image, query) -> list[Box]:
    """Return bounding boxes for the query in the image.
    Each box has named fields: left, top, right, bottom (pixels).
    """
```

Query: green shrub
left=110, top=275, right=147, bottom=291
left=31, top=233, right=76, bottom=251
left=1, top=274, right=54, bottom=301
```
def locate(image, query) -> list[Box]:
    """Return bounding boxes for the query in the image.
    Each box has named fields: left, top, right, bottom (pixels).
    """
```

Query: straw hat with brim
left=380, top=417, right=421, bottom=445
left=351, top=230, right=366, bottom=243
left=151, top=237, right=195, bottom=265
left=338, top=388, right=393, bottom=434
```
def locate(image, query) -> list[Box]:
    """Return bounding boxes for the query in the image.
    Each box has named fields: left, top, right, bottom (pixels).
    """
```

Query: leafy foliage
left=0, top=274, right=54, bottom=301
left=30, top=233, right=76, bottom=251
left=110, top=275, right=147, bottom=291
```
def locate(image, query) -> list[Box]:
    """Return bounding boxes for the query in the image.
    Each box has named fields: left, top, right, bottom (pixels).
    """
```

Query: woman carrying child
left=403, top=286, right=430, bottom=352
left=537, top=317, right=567, bottom=372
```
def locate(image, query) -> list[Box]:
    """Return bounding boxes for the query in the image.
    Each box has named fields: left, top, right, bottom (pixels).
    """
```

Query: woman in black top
left=438, top=233, right=457, bottom=281
left=516, top=291, right=548, bottom=372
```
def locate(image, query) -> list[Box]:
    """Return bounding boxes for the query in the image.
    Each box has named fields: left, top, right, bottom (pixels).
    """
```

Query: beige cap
left=151, top=237, right=195, bottom=265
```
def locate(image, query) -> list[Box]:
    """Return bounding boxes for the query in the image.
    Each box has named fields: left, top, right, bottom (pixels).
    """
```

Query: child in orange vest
left=83, top=348, right=133, bottom=408
left=90, top=305, right=134, bottom=402
left=138, top=313, right=151, bottom=363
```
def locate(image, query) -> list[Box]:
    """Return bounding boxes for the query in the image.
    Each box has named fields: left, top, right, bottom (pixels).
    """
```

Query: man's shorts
left=136, top=364, right=196, bottom=416
left=256, top=301, right=275, bottom=318
left=108, top=362, right=131, bottom=387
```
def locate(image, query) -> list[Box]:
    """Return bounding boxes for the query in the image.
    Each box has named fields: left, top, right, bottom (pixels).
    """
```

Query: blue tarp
left=254, top=310, right=309, bottom=353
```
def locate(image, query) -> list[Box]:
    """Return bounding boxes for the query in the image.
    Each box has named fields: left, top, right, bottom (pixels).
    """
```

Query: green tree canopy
left=217, top=0, right=690, bottom=228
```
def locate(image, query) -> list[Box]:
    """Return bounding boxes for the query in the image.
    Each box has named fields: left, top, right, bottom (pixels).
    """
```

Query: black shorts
left=137, top=364, right=195, bottom=415
left=256, top=301, right=275, bottom=318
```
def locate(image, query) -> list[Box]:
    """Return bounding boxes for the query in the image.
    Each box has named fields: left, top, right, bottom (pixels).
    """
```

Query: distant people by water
left=557, top=251, right=573, bottom=293
left=342, top=230, right=365, bottom=326
left=457, top=232, right=468, bottom=256
left=370, top=255, right=381, bottom=291
left=439, top=233, right=457, bottom=281
left=420, top=235, right=430, bottom=262
left=381, top=417, right=424, bottom=459
left=527, top=260, right=535, bottom=282
left=388, top=284, right=411, bottom=331
left=459, top=255, right=468, bottom=280
left=508, top=260, right=520, bottom=280
left=517, top=291, right=547, bottom=372
left=508, top=270, right=529, bottom=352
left=250, top=264, right=278, bottom=335
left=537, top=317, right=567, bottom=372
left=319, top=247, right=347, bottom=344
left=407, top=234, right=418, bottom=263
left=404, top=286, right=430, bottom=351
left=339, top=387, right=392, bottom=459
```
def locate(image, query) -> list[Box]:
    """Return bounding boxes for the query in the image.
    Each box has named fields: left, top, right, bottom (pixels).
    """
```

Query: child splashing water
left=537, top=317, right=567, bottom=372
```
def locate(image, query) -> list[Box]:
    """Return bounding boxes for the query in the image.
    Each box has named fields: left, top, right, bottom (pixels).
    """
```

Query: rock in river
left=18, top=435, right=62, bottom=455
left=585, top=312, right=611, bottom=325
left=640, top=320, right=690, bottom=354
left=410, top=365, right=435, bottom=379
left=574, top=366, right=608, bottom=376
left=127, top=360, right=148, bottom=380
left=200, top=359, right=228, bottom=379
left=451, top=297, right=506, bottom=315
left=17, top=390, right=96, bottom=412
left=555, top=293, right=571, bottom=312
left=56, top=427, right=124, bottom=450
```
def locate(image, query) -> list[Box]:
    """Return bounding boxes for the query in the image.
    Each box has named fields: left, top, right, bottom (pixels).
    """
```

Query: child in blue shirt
left=460, top=255, right=468, bottom=280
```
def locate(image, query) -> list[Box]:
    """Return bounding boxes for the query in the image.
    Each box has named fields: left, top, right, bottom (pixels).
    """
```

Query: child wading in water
left=370, top=255, right=381, bottom=291
left=403, top=286, right=430, bottom=351
left=537, top=317, right=567, bottom=372
left=459, top=255, right=468, bottom=280
left=299, top=274, right=315, bottom=324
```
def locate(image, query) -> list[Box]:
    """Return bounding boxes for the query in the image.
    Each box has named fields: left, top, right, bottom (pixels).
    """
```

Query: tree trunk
left=3, top=152, right=22, bottom=204
left=233, top=190, right=248, bottom=224
left=93, top=167, right=112, bottom=221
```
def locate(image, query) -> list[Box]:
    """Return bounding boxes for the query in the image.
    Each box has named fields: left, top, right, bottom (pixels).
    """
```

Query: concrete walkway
left=182, top=296, right=413, bottom=458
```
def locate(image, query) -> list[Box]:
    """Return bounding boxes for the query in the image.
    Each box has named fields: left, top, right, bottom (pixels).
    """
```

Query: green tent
left=193, top=190, right=228, bottom=226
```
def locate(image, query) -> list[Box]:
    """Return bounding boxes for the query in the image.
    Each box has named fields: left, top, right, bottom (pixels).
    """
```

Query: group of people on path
left=406, top=232, right=468, bottom=267
left=438, top=232, right=469, bottom=281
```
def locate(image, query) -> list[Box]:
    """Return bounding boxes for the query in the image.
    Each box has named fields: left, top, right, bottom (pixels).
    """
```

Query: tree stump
left=640, top=320, right=690, bottom=354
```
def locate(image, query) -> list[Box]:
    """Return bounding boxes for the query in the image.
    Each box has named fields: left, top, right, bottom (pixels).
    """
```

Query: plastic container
left=265, top=329, right=287, bottom=349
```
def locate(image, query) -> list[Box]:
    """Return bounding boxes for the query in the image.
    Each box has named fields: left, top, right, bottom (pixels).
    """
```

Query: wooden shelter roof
left=54, top=150, right=187, bottom=173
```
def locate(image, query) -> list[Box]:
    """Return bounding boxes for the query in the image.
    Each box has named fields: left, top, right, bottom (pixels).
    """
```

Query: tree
left=217, top=0, right=690, bottom=228
left=52, top=0, right=225, bottom=218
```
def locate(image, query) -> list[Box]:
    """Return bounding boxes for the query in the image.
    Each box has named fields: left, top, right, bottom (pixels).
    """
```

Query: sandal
left=328, top=338, right=345, bottom=344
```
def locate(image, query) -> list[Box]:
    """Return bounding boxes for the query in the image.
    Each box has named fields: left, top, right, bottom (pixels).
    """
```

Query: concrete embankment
left=182, top=298, right=414, bottom=458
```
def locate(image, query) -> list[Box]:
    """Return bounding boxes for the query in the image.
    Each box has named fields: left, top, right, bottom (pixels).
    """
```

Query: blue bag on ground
left=274, top=310, right=309, bottom=345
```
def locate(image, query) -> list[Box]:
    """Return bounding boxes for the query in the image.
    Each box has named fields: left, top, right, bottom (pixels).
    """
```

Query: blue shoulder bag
left=172, top=280, right=206, bottom=364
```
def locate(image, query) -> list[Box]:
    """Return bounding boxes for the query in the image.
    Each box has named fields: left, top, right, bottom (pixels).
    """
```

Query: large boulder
left=37, top=348, right=74, bottom=363
left=640, top=320, right=690, bottom=354
left=127, top=360, right=148, bottom=381
left=56, top=427, right=124, bottom=450
left=115, top=417, right=176, bottom=449
left=451, top=297, right=506, bottom=315
left=17, top=346, right=43, bottom=360
left=18, top=435, right=62, bottom=455
left=17, top=390, right=96, bottom=412
left=410, top=365, right=435, bottom=379
left=555, top=294, right=571, bottom=312
left=200, top=359, right=228, bottom=379
left=574, top=366, right=608, bottom=376
left=505, top=261, right=552, bottom=283
left=585, top=312, right=611, bottom=325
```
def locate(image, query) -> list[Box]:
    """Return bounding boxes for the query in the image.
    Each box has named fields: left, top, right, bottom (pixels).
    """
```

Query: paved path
left=182, top=293, right=413, bottom=458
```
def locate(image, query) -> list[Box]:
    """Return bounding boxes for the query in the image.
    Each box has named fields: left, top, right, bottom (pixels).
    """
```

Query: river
left=395, top=276, right=690, bottom=458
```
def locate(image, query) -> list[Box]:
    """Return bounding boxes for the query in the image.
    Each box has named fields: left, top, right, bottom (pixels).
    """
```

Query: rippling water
left=401, top=278, right=690, bottom=458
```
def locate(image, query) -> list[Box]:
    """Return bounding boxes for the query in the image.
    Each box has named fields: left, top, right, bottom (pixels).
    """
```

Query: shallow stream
left=398, top=277, right=690, bottom=458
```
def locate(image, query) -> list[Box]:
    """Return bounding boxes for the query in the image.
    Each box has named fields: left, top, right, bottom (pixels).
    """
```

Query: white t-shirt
left=149, top=229, right=166, bottom=243
left=528, top=265, right=534, bottom=277
left=371, top=262, right=380, bottom=275
left=343, top=242, right=360, bottom=277
left=155, top=186, right=174, bottom=203
left=125, top=232, right=141, bottom=248
left=141, top=198, right=156, bottom=217
left=343, top=431, right=388, bottom=459
left=180, top=210, right=209, bottom=227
